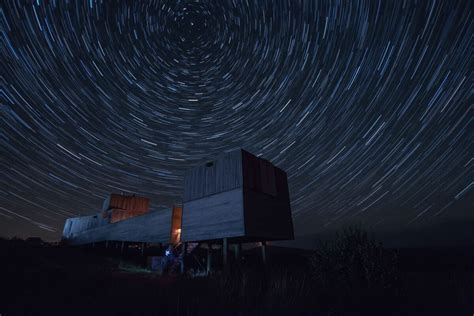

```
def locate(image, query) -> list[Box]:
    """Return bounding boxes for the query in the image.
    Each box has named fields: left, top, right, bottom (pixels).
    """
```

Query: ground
left=1, top=237, right=472, bottom=315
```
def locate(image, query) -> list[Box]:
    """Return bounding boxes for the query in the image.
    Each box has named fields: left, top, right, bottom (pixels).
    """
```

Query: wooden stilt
left=207, top=244, right=212, bottom=275
left=181, top=242, right=186, bottom=274
left=223, top=238, right=228, bottom=266
left=141, top=242, right=145, bottom=255
left=120, top=241, right=125, bottom=254
left=261, top=241, right=267, bottom=265
left=105, top=240, right=109, bottom=248
left=234, top=243, right=241, bottom=260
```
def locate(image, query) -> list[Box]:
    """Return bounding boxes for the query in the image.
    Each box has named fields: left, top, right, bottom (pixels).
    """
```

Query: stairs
left=173, top=242, right=200, bottom=255
left=186, top=242, right=199, bottom=254
left=171, top=242, right=204, bottom=274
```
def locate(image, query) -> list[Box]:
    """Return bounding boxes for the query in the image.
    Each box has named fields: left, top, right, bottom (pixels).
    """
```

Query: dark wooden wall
left=242, top=150, right=277, bottom=196
left=243, top=167, right=294, bottom=240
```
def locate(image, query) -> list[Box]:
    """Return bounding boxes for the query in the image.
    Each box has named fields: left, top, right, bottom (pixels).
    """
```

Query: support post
left=234, top=243, right=241, bottom=260
left=120, top=241, right=125, bottom=254
left=105, top=240, right=109, bottom=249
left=181, top=242, right=186, bottom=274
left=223, top=238, right=228, bottom=267
left=206, top=243, right=212, bottom=275
left=141, top=242, right=145, bottom=256
left=261, top=241, right=267, bottom=265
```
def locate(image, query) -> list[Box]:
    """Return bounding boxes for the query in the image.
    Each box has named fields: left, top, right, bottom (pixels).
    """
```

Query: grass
left=1, top=231, right=473, bottom=315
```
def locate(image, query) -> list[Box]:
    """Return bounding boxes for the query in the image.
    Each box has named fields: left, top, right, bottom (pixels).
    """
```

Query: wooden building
left=62, top=194, right=181, bottom=246
left=61, top=149, right=294, bottom=269
left=181, top=149, right=294, bottom=243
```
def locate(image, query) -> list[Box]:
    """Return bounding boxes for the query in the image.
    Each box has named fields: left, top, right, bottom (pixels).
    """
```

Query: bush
left=309, top=226, right=399, bottom=309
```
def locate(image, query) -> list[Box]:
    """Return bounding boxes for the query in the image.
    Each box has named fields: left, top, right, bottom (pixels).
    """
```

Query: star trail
left=0, top=0, right=472, bottom=240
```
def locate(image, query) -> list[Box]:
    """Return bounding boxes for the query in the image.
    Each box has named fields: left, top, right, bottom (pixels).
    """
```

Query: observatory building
left=62, top=149, right=294, bottom=267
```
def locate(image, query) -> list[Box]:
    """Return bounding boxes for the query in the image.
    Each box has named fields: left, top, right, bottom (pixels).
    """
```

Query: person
left=161, top=244, right=176, bottom=275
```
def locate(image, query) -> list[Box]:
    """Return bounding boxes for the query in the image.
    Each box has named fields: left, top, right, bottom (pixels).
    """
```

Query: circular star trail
left=0, top=0, right=472, bottom=239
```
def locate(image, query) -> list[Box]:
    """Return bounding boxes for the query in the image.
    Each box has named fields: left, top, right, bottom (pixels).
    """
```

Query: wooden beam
left=261, top=241, right=267, bottom=265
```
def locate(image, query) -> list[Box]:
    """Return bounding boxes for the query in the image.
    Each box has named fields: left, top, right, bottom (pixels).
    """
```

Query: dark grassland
left=1, top=228, right=473, bottom=316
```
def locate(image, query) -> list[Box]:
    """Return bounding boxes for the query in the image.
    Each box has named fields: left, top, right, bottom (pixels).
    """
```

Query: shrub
left=309, top=226, right=399, bottom=309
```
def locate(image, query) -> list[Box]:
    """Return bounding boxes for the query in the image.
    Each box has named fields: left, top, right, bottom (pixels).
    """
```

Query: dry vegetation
left=1, top=228, right=473, bottom=315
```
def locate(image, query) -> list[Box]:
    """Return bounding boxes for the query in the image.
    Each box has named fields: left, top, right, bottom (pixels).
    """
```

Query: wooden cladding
left=181, top=188, right=245, bottom=242
left=183, top=150, right=243, bottom=202
left=104, top=194, right=150, bottom=212
left=63, top=214, right=109, bottom=240
left=101, top=194, right=150, bottom=224
left=109, top=209, right=148, bottom=224
left=65, top=208, right=173, bottom=245
left=63, top=149, right=294, bottom=246
left=181, top=149, right=294, bottom=243
left=183, top=149, right=283, bottom=202
left=170, top=205, right=183, bottom=245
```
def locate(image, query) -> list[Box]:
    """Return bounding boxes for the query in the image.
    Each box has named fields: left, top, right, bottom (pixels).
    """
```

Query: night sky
left=1, top=0, right=472, bottom=241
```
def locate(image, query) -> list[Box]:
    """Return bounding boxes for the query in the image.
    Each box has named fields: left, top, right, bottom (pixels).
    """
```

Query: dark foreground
left=1, top=233, right=473, bottom=316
